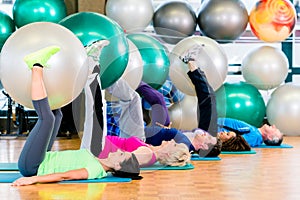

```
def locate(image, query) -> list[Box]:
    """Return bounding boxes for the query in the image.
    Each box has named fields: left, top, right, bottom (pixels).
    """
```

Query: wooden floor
left=1, top=136, right=300, bottom=200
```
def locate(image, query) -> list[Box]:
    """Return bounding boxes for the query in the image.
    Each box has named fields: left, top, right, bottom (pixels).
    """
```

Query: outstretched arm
left=12, top=168, right=88, bottom=186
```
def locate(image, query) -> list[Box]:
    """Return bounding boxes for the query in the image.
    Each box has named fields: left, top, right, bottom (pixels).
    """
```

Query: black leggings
left=188, top=69, right=218, bottom=137
left=18, top=98, right=63, bottom=176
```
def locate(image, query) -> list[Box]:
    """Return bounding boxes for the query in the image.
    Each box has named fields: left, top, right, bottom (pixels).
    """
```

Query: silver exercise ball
left=169, top=36, right=228, bottom=96
left=242, top=46, right=289, bottom=90
left=267, top=83, right=300, bottom=136
left=168, top=94, right=198, bottom=130
left=0, top=22, right=88, bottom=110
left=106, top=0, right=154, bottom=33
left=153, top=1, right=197, bottom=44
left=197, top=0, right=248, bottom=42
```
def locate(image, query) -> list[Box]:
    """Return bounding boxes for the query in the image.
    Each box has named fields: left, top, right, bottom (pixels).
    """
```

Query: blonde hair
left=157, top=143, right=191, bottom=166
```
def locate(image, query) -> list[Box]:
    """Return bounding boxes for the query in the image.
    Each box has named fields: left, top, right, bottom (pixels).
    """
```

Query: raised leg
left=136, top=81, right=170, bottom=127
left=187, top=61, right=218, bottom=137
left=47, top=109, right=63, bottom=151
left=18, top=46, right=60, bottom=176
left=107, top=78, right=145, bottom=141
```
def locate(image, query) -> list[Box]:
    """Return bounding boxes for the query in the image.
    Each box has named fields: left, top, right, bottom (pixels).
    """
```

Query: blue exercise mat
left=0, top=172, right=131, bottom=183
left=191, top=154, right=221, bottom=161
left=0, top=163, right=18, bottom=171
left=253, top=143, right=293, bottom=149
left=221, top=150, right=257, bottom=154
left=141, top=162, right=194, bottom=170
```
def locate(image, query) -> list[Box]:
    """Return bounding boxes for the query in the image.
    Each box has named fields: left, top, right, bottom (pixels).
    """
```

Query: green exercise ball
left=127, top=33, right=170, bottom=89
left=216, top=81, right=266, bottom=127
left=0, top=11, right=16, bottom=51
left=59, top=12, right=129, bottom=89
left=13, top=0, right=67, bottom=28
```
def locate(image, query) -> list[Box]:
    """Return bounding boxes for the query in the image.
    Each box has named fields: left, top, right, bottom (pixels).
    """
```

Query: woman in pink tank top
left=99, top=135, right=190, bottom=167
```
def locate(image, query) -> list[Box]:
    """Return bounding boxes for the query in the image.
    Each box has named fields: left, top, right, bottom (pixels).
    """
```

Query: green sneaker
left=23, top=45, right=61, bottom=69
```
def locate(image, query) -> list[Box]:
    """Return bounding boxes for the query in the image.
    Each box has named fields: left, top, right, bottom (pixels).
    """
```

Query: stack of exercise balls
left=1, top=0, right=299, bottom=135
left=197, top=0, right=248, bottom=43
left=152, top=1, right=197, bottom=44
left=249, top=0, right=297, bottom=42
left=240, top=45, right=300, bottom=135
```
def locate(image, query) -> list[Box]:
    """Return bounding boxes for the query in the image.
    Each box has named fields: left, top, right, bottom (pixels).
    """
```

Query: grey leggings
left=18, top=98, right=63, bottom=177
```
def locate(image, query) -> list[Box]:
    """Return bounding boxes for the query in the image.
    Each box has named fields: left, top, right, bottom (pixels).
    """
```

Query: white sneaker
left=85, top=40, right=110, bottom=61
left=180, top=44, right=205, bottom=64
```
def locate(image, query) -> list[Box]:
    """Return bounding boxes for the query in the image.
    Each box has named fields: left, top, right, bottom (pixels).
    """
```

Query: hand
left=188, top=61, right=198, bottom=72
left=11, top=176, right=37, bottom=186
left=156, top=122, right=172, bottom=129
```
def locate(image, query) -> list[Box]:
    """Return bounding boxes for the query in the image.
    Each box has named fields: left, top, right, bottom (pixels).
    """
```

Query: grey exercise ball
left=168, top=94, right=198, bottom=130
left=197, top=0, right=248, bottom=42
left=267, top=83, right=300, bottom=136
left=106, top=0, right=154, bottom=33
left=169, top=36, right=228, bottom=96
left=153, top=1, right=197, bottom=44
left=242, top=46, right=289, bottom=90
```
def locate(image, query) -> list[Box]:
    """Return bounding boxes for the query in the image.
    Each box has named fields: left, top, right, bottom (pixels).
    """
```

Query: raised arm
left=12, top=168, right=88, bottom=186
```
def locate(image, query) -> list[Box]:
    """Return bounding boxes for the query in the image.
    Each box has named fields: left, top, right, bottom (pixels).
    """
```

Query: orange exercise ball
left=249, top=0, right=296, bottom=42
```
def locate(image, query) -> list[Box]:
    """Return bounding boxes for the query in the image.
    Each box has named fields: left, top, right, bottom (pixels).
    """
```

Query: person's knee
left=18, top=162, right=37, bottom=177
left=40, top=111, right=56, bottom=129
left=149, top=90, right=165, bottom=105
left=54, top=109, right=63, bottom=120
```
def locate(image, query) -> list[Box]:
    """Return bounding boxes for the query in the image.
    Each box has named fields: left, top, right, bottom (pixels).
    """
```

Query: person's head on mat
left=141, top=139, right=190, bottom=167
left=105, top=150, right=142, bottom=179
left=259, top=124, right=283, bottom=146
left=197, top=138, right=222, bottom=157
left=184, top=129, right=221, bottom=157
left=218, top=131, right=251, bottom=151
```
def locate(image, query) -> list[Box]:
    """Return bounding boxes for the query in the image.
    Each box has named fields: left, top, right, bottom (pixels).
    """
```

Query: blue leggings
left=18, top=98, right=63, bottom=176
